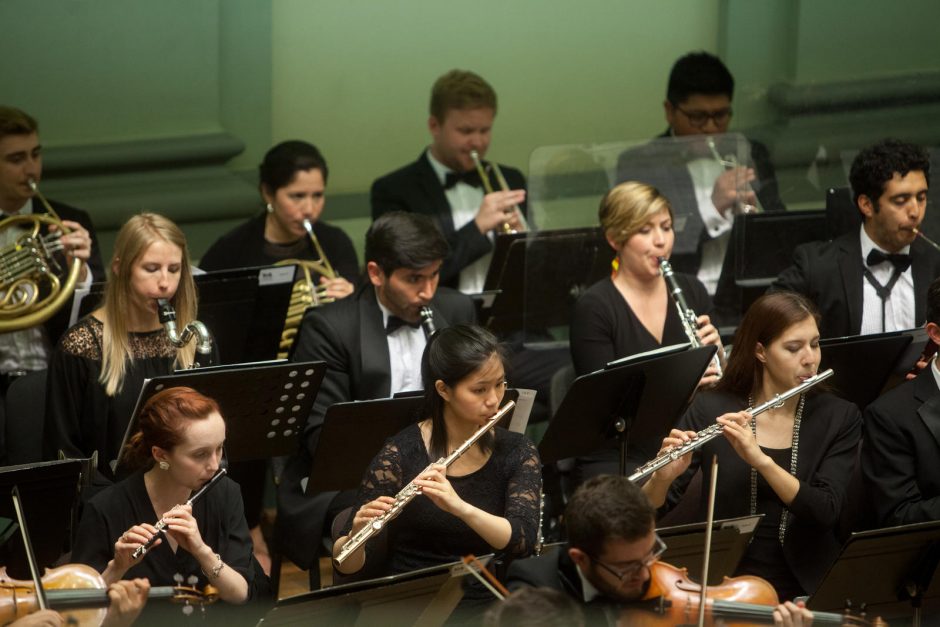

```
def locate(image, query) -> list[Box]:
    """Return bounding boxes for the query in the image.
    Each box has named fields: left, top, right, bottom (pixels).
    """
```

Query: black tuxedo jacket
left=771, top=230, right=940, bottom=339
left=370, top=151, right=527, bottom=288
left=615, top=131, right=784, bottom=275
left=506, top=543, right=583, bottom=599
left=862, top=369, right=940, bottom=526
left=29, top=199, right=105, bottom=348
left=275, top=283, right=476, bottom=568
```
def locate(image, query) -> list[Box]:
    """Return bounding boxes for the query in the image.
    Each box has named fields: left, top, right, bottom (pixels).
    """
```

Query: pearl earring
left=266, top=203, right=274, bottom=214
left=159, top=461, right=170, bottom=471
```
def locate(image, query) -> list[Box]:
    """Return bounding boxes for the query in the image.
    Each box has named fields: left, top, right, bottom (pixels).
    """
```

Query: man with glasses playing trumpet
left=370, top=69, right=527, bottom=295
left=0, top=106, right=102, bottom=418
left=505, top=475, right=812, bottom=626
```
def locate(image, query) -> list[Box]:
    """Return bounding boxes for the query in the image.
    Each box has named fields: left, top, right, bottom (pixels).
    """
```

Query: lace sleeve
left=503, top=436, right=542, bottom=557
left=341, top=438, right=404, bottom=536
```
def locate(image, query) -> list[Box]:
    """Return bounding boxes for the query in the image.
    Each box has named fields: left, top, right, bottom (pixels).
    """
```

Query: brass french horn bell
left=0, top=180, right=82, bottom=332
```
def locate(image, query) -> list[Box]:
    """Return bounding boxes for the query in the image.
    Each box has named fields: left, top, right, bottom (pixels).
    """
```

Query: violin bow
left=697, top=455, right=719, bottom=627
left=461, top=554, right=508, bottom=601
left=11, top=485, right=49, bottom=610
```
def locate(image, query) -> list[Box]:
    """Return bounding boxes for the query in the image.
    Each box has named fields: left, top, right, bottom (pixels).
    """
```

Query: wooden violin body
left=0, top=563, right=107, bottom=626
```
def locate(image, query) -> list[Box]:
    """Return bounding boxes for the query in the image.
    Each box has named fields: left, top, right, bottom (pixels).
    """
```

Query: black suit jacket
left=27, top=199, right=105, bottom=348
left=862, top=369, right=940, bottom=526
left=370, top=151, right=527, bottom=288
left=275, top=283, right=476, bottom=568
left=506, top=543, right=583, bottom=599
left=771, top=230, right=940, bottom=339
left=615, top=131, right=784, bottom=275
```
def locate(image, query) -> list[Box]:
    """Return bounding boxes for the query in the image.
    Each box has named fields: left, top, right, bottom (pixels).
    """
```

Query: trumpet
left=277, top=218, right=338, bottom=358
left=335, top=400, right=515, bottom=565
left=628, top=369, right=833, bottom=483
left=156, top=299, right=213, bottom=361
left=469, top=150, right=519, bottom=234
left=659, top=257, right=722, bottom=379
left=132, top=468, right=227, bottom=559
left=705, top=136, right=757, bottom=214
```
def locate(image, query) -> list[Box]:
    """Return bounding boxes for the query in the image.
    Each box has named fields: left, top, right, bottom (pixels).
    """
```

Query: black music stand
left=306, top=392, right=521, bottom=495
left=113, top=360, right=326, bottom=474
left=819, top=330, right=914, bottom=408
left=0, top=460, right=85, bottom=578
left=809, top=520, right=940, bottom=626
left=481, top=227, right=613, bottom=338
left=260, top=556, right=493, bottom=626
left=538, top=344, right=714, bottom=474
left=657, top=514, right=762, bottom=586
left=73, top=265, right=298, bottom=364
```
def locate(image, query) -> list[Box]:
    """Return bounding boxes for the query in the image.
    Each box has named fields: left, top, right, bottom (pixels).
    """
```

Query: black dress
left=663, top=390, right=861, bottom=596
left=43, top=317, right=182, bottom=483
left=72, top=470, right=268, bottom=625
left=199, top=212, right=360, bottom=281
left=343, top=423, right=542, bottom=576
left=569, top=274, right=711, bottom=376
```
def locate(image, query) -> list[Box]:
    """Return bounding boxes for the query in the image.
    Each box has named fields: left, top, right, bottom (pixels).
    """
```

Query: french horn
left=0, top=180, right=82, bottom=332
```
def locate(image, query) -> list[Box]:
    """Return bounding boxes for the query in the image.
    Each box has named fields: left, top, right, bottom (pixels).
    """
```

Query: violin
left=621, top=561, right=887, bottom=626
left=0, top=564, right=218, bottom=627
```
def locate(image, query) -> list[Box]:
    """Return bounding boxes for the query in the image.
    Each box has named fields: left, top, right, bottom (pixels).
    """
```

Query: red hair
left=123, top=387, right=221, bottom=469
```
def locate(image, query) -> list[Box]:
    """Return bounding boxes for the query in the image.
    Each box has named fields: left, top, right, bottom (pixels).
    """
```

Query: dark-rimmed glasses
left=590, top=534, right=667, bottom=583
left=674, top=105, right=733, bottom=128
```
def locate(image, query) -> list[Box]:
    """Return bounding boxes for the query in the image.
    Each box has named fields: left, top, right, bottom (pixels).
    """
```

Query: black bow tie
left=443, top=169, right=483, bottom=190
left=866, top=249, right=912, bottom=272
left=386, top=315, right=421, bottom=335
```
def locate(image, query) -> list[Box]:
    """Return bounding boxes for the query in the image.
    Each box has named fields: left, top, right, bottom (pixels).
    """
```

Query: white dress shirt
left=687, top=157, right=733, bottom=295
left=376, top=296, right=426, bottom=395
left=859, top=226, right=915, bottom=335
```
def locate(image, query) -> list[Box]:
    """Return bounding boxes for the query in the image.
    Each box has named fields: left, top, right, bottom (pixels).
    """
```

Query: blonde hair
left=598, top=182, right=673, bottom=248
left=100, top=213, right=197, bottom=396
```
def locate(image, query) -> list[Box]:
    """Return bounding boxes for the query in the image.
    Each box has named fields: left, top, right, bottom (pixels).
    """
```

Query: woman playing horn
left=200, top=140, right=359, bottom=299
left=43, top=213, right=211, bottom=485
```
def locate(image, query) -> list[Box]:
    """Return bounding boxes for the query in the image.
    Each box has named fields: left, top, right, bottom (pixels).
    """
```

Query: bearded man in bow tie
left=370, top=69, right=527, bottom=294
left=772, top=138, right=939, bottom=339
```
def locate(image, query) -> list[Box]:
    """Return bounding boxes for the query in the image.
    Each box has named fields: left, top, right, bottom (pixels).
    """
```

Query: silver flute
left=658, top=257, right=723, bottom=379
left=335, top=400, right=516, bottom=565
left=132, top=468, right=228, bottom=559
left=628, top=369, right=833, bottom=483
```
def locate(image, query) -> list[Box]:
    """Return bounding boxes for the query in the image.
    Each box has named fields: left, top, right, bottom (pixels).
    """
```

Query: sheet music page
left=508, top=388, right=537, bottom=434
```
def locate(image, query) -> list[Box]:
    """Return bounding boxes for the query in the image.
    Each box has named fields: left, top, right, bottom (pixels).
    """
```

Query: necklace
left=746, top=393, right=804, bottom=545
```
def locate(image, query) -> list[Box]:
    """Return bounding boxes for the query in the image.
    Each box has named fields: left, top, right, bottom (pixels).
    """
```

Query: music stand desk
left=114, top=360, right=326, bottom=474
left=538, top=344, right=714, bottom=473
left=657, top=514, right=762, bottom=586
left=819, top=330, right=914, bottom=408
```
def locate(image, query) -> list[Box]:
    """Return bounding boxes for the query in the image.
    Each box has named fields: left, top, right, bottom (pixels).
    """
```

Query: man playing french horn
left=0, top=106, right=102, bottom=407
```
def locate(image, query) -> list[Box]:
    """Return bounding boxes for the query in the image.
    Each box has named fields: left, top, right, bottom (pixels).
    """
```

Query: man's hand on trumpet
left=474, top=189, right=526, bottom=234
left=48, top=219, right=92, bottom=282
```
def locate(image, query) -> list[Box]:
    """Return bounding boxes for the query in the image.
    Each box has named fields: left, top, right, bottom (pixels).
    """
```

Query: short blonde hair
left=429, top=70, right=497, bottom=121
left=599, top=181, right=673, bottom=247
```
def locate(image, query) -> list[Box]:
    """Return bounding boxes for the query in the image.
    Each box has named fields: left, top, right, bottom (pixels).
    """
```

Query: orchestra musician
left=3, top=579, right=150, bottom=627
left=370, top=69, right=527, bottom=293
left=200, top=139, right=359, bottom=296
left=275, top=211, right=476, bottom=575
left=42, top=213, right=212, bottom=484
left=862, top=275, right=940, bottom=526
left=772, top=138, right=940, bottom=339
left=333, top=324, right=541, bottom=580
left=642, top=292, right=861, bottom=601
left=568, top=181, right=723, bottom=480
left=505, top=475, right=812, bottom=626
left=72, top=387, right=269, bottom=621
left=0, top=106, right=103, bottom=418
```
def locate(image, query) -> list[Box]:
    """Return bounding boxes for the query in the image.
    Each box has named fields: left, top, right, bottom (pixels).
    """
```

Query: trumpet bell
left=0, top=213, right=81, bottom=332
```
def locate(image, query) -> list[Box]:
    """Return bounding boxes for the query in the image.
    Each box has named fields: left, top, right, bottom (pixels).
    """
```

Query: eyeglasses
left=674, top=105, right=733, bottom=128
left=590, top=534, right=667, bottom=583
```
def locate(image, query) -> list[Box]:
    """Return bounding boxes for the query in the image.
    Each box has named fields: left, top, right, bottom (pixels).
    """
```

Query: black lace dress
left=43, top=316, right=181, bottom=483
left=344, top=423, right=542, bottom=575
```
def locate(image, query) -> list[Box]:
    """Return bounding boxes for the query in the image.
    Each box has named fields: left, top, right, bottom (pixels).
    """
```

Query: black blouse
left=344, top=423, right=542, bottom=575
left=570, top=274, right=711, bottom=376
left=199, top=212, right=360, bottom=281
left=43, top=317, right=181, bottom=482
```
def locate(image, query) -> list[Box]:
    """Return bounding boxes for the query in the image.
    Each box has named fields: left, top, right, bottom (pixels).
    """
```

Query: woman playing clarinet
left=642, top=292, right=861, bottom=600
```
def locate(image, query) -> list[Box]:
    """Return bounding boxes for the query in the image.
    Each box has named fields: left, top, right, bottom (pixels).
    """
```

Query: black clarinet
left=420, top=306, right=436, bottom=339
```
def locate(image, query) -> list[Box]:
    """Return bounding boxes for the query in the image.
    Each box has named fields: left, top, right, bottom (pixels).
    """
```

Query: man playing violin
left=0, top=106, right=103, bottom=431
left=505, top=475, right=813, bottom=626
left=773, top=138, right=940, bottom=339
left=370, top=69, right=526, bottom=294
